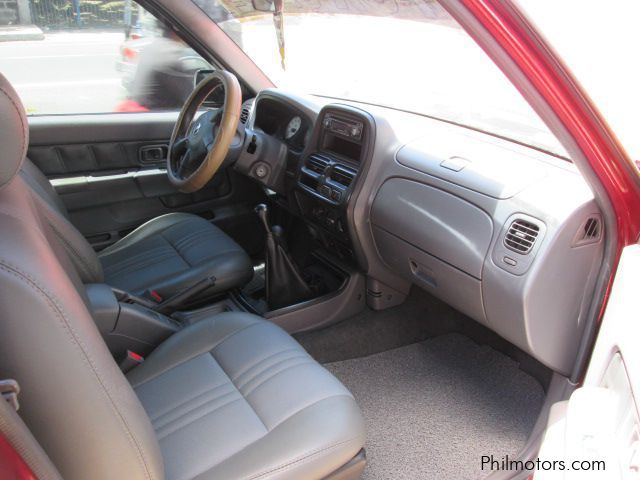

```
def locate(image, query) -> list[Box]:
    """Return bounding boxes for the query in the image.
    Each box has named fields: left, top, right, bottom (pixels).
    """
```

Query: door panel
left=27, top=113, right=265, bottom=254
left=28, top=141, right=162, bottom=176
left=28, top=112, right=180, bottom=146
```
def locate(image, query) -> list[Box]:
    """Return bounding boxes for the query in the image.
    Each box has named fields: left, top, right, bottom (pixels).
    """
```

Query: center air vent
left=330, top=164, right=357, bottom=187
left=504, top=219, right=540, bottom=254
left=306, top=155, right=330, bottom=175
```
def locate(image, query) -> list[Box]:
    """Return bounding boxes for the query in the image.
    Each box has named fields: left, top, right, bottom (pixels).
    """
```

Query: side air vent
left=582, top=217, right=600, bottom=240
left=240, top=107, right=250, bottom=124
left=330, top=165, right=357, bottom=187
left=504, top=219, right=540, bottom=254
left=306, top=155, right=330, bottom=175
left=573, top=215, right=602, bottom=246
left=239, top=99, right=254, bottom=124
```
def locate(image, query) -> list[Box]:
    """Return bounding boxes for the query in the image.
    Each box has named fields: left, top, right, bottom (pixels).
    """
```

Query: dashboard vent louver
left=504, top=219, right=540, bottom=254
left=330, top=165, right=357, bottom=187
left=582, top=217, right=600, bottom=240
left=573, top=215, right=602, bottom=246
left=240, top=107, right=250, bottom=124
left=239, top=99, right=254, bottom=124
left=306, top=155, right=330, bottom=174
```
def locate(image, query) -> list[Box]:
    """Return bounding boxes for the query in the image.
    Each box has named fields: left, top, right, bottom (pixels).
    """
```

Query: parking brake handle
left=112, top=275, right=216, bottom=316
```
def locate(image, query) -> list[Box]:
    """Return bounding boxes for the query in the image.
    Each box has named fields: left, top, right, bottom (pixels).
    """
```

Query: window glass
left=192, top=0, right=567, bottom=157
left=0, top=0, right=210, bottom=115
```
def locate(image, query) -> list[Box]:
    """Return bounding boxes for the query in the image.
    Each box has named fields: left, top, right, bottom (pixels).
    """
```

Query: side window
left=0, top=0, right=210, bottom=115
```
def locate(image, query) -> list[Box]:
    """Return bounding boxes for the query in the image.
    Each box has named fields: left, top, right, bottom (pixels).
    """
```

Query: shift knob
left=255, top=203, right=270, bottom=233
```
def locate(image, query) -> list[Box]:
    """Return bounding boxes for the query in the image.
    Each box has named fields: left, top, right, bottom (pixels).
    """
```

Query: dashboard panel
left=234, top=88, right=604, bottom=376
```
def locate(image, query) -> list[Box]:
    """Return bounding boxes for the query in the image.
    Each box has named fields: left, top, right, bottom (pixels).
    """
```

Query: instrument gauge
left=285, top=116, right=302, bottom=139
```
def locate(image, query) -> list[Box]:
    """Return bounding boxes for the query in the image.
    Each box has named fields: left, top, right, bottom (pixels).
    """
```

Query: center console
left=295, top=106, right=372, bottom=261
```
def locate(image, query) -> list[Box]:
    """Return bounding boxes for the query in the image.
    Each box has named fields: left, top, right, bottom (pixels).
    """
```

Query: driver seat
left=20, top=157, right=253, bottom=303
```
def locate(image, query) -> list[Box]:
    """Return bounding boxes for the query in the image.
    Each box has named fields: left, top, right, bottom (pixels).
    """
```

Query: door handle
left=139, top=145, right=168, bottom=165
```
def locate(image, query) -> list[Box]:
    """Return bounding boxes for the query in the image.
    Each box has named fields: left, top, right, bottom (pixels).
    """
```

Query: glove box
left=370, top=179, right=493, bottom=325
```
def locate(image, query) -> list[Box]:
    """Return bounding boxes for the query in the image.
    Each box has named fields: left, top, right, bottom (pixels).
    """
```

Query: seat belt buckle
left=145, top=289, right=163, bottom=303
left=0, top=379, right=20, bottom=411
left=119, top=350, right=144, bottom=374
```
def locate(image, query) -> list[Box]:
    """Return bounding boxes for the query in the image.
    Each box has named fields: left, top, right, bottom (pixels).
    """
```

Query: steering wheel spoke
left=176, top=149, right=192, bottom=178
left=173, top=136, right=189, bottom=156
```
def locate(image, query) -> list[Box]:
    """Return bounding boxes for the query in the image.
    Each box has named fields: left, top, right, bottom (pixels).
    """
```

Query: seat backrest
left=20, top=157, right=105, bottom=284
left=20, top=158, right=69, bottom=219
left=0, top=74, right=164, bottom=480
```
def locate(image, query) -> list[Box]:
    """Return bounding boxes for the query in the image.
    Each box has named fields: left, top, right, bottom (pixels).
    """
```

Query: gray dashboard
left=240, top=88, right=604, bottom=376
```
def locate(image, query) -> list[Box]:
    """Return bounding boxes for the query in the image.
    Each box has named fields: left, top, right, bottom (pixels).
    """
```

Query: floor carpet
left=325, top=333, right=545, bottom=480
left=294, top=288, right=471, bottom=364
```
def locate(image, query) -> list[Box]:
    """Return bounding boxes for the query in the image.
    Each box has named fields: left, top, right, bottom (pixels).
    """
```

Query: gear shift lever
left=256, top=204, right=288, bottom=250
left=255, top=203, right=270, bottom=232
left=255, top=203, right=312, bottom=310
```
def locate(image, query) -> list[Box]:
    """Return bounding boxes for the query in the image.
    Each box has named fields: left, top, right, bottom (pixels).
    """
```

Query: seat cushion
left=99, top=212, right=252, bottom=299
left=127, top=313, right=365, bottom=480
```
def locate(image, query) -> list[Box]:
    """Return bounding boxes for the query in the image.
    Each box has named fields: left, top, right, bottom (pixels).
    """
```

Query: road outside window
left=0, top=0, right=210, bottom=115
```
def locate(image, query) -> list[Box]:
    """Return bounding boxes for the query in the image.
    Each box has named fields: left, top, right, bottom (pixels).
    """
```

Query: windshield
left=197, top=0, right=567, bottom=157
left=517, top=0, right=639, bottom=162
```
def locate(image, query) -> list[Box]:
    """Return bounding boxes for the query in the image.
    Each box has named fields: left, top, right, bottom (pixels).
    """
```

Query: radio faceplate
left=323, top=115, right=364, bottom=141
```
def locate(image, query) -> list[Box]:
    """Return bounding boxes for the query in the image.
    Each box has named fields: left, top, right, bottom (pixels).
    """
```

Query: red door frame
left=457, top=0, right=640, bottom=332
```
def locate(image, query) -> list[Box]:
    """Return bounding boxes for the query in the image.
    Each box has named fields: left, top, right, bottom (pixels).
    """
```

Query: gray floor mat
left=325, top=333, right=545, bottom=480
left=295, top=288, right=471, bottom=364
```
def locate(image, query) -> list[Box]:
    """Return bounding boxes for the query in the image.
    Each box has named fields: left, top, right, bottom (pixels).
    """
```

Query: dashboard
left=233, top=88, right=604, bottom=377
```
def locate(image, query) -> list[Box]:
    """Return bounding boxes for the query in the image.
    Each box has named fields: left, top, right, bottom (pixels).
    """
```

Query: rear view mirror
left=252, top=0, right=274, bottom=12
left=193, top=69, right=224, bottom=107
left=194, top=69, right=215, bottom=89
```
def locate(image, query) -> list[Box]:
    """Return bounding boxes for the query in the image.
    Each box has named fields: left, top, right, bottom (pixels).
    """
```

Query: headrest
left=0, top=73, right=28, bottom=188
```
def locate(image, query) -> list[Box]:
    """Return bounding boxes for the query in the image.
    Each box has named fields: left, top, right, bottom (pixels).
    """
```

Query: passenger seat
left=0, top=74, right=365, bottom=479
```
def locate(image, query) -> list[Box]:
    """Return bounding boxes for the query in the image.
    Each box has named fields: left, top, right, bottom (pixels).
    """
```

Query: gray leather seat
left=130, top=313, right=365, bottom=480
left=0, top=74, right=366, bottom=479
left=20, top=155, right=253, bottom=301
left=98, top=212, right=252, bottom=298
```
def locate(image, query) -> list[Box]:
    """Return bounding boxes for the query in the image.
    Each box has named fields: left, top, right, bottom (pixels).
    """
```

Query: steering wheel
left=167, top=70, right=242, bottom=192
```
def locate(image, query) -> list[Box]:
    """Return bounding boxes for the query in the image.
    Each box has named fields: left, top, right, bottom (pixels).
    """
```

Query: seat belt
left=0, top=379, right=64, bottom=480
left=0, top=378, right=19, bottom=411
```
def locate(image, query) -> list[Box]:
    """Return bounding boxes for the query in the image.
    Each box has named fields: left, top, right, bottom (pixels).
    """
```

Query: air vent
left=239, top=99, right=253, bottom=124
left=240, top=107, right=250, bottom=124
left=306, top=155, right=330, bottom=175
left=330, top=165, right=357, bottom=187
left=583, top=217, right=600, bottom=240
left=504, top=219, right=540, bottom=254
left=573, top=215, right=602, bottom=246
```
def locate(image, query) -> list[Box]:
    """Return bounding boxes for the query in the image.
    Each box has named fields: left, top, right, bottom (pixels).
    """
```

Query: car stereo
left=322, top=115, right=364, bottom=141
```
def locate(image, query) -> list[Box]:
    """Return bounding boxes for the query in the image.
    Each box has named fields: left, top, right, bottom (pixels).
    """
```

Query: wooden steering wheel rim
left=167, top=70, right=242, bottom=193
